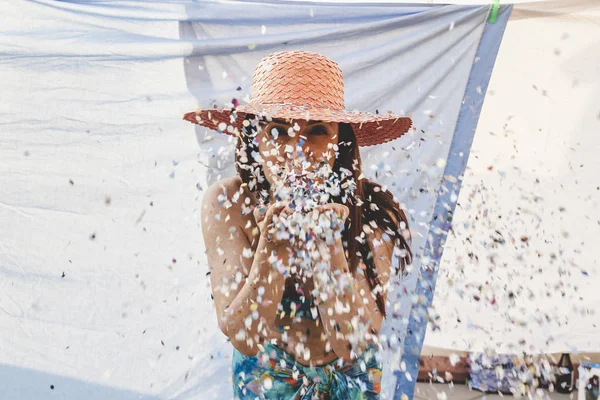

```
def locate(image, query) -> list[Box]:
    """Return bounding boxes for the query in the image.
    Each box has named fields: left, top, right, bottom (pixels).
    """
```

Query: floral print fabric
left=232, top=342, right=383, bottom=400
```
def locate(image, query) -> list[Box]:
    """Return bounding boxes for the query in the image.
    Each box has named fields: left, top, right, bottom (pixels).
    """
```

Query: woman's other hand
left=314, top=203, right=349, bottom=222
left=253, top=201, right=293, bottom=244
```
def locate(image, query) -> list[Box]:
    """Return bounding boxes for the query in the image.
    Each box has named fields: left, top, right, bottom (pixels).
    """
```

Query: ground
left=414, top=383, right=576, bottom=400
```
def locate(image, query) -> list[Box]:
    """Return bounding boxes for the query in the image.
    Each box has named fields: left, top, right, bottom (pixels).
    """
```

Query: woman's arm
left=201, top=180, right=287, bottom=356
left=312, top=206, right=394, bottom=361
left=313, top=239, right=380, bottom=361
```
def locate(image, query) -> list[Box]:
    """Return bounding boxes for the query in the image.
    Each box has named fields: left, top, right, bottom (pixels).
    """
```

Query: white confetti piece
left=262, top=376, right=273, bottom=390
left=449, top=353, right=460, bottom=366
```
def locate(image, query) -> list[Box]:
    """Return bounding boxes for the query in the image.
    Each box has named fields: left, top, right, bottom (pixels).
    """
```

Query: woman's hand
left=315, top=203, right=348, bottom=243
left=312, top=203, right=349, bottom=268
left=253, top=202, right=292, bottom=244
left=254, top=202, right=348, bottom=246
left=309, top=203, right=355, bottom=300
left=314, top=203, right=349, bottom=219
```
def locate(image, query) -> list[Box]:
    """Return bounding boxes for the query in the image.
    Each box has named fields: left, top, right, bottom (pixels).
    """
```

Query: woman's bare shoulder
left=201, top=176, right=255, bottom=226
left=204, top=176, right=242, bottom=198
left=202, top=176, right=253, bottom=208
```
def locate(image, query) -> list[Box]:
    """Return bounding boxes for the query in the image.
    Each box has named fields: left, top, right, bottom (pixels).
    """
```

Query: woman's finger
left=256, top=202, right=293, bottom=244
left=265, top=202, right=286, bottom=221
left=258, top=202, right=286, bottom=230
left=315, top=203, right=349, bottom=220
left=253, top=204, right=267, bottom=225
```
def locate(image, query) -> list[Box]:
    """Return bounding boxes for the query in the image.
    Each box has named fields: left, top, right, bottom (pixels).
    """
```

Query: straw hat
left=182, top=51, right=413, bottom=147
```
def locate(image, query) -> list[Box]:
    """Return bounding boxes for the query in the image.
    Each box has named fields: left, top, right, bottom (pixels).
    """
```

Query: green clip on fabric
left=489, top=0, right=500, bottom=23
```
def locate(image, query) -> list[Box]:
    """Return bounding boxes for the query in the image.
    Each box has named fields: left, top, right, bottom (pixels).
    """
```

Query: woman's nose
left=295, top=137, right=313, bottom=161
left=281, top=135, right=306, bottom=157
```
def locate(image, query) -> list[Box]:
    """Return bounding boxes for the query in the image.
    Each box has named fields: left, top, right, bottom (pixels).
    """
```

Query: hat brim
left=182, top=104, right=413, bottom=147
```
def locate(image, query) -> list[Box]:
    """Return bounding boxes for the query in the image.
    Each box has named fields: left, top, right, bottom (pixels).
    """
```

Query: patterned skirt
left=232, top=342, right=383, bottom=400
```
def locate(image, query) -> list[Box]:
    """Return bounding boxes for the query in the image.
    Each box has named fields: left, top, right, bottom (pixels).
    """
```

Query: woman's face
left=256, top=118, right=339, bottom=187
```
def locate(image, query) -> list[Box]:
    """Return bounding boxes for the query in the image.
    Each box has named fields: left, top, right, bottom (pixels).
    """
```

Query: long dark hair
left=235, top=117, right=412, bottom=318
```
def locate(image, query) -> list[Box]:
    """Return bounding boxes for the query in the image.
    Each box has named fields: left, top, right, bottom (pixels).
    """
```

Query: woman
left=184, top=51, right=413, bottom=399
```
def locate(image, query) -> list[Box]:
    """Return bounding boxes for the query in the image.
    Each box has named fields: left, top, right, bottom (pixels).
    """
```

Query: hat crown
left=250, top=51, right=345, bottom=110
